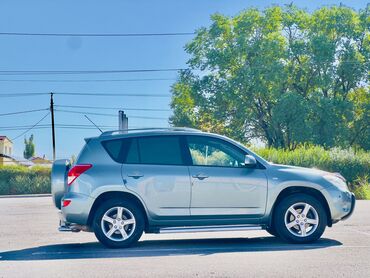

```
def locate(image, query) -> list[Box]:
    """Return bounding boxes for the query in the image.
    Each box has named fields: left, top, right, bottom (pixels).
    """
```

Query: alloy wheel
left=284, top=202, right=319, bottom=237
left=101, top=206, right=136, bottom=241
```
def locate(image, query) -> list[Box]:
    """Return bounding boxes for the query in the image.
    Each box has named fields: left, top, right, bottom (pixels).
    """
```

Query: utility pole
left=118, top=110, right=128, bottom=133
left=50, top=93, right=56, bottom=161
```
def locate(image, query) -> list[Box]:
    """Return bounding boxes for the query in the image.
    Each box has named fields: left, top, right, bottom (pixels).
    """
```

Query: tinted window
left=187, top=136, right=245, bottom=167
left=103, top=136, right=184, bottom=165
left=138, top=136, right=183, bottom=165
left=102, top=139, right=127, bottom=162
left=125, top=139, right=140, bottom=164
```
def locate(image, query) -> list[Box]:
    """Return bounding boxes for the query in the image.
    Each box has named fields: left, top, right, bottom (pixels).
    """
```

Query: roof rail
left=100, top=127, right=201, bottom=137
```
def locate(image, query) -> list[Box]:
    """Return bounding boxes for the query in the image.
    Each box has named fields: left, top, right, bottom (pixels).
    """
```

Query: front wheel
left=93, top=199, right=144, bottom=248
left=274, top=194, right=327, bottom=243
left=265, top=226, right=279, bottom=237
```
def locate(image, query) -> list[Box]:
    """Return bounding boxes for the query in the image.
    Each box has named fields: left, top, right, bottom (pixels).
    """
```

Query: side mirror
left=244, top=154, right=257, bottom=168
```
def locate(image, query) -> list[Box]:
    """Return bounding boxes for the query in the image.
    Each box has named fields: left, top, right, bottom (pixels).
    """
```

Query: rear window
left=102, top=136, right=184, bottom=165
left=102, top=138, right=130, bottom=163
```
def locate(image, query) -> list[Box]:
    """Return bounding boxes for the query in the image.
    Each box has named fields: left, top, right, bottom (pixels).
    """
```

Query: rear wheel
left=274, top=194, right=327, bottom=243
left=93, top=199, right=144, bottom=248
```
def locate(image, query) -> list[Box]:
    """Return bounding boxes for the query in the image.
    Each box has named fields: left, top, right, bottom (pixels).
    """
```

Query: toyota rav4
left=51, top=128, right=355, bottom=248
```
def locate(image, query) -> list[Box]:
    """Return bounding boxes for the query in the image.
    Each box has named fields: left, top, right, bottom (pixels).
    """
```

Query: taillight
left=67, top=164, right=92, bottom=185
left=62, top=199, right=72, bottom=207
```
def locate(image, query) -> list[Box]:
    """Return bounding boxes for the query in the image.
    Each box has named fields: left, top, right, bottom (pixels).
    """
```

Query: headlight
left=323, top=174, right=348, bottom=191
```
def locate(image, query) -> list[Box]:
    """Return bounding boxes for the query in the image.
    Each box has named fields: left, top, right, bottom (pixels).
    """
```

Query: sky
left=0, top=0, right=368, bottom=160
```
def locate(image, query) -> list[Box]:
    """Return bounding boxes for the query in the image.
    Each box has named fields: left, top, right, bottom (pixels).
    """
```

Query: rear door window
left=125, top=139, right=140, bottom=164
left=137, top=136, right=183, bottom=165
left=103, top=136, right=184, bottom=165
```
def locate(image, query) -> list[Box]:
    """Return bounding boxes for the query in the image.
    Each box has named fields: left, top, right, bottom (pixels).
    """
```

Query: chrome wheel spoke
left=119, top=228, right=128, bottom=239
left=288, top=207, right=299, bottom=217
left=116, top=207, right=123, bottom=220
left=300, top=224, right=307, bottom=236
left=306, top=218, right=318, bottom=225
left=124, top=218, right=135, bottom=226
left=302, top=204, right=311, bottom=217
left=106, top=227, right=116, bottom=237
left=102, top=215, right=114, bottom=224
left=286, top=221, right=297, bottom=229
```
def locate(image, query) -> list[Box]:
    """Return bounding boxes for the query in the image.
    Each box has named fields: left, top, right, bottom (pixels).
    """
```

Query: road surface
left=0, top=196, right=369, bottom=277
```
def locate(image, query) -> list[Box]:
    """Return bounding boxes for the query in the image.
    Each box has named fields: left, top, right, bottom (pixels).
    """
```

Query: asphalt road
left=0, top=196, right=369, bottom=278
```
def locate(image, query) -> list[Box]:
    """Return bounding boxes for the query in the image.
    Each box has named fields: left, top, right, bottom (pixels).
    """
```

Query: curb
left=0, top=193, right=52, bottom=198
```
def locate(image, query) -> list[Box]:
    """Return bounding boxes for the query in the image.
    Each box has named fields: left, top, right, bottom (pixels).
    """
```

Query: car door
left=186, top=135, right=267, bottom=217
left=120, top=135, right=191, bottom=218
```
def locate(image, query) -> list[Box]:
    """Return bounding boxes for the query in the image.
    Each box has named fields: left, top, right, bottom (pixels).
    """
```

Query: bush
left=349, top=175, right=370, bottom=200
left=254, top=146, right=370, bottom=199
left=0, top=165, right=51, bottom=195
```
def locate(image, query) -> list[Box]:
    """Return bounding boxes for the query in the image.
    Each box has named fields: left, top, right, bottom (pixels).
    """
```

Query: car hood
left=269, top=163, right=331, bottom=180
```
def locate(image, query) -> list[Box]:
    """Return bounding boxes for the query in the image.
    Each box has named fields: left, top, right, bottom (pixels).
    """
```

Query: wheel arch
left=269, top=186, right=332, bottom=228
left=87, top=191, right=149, bottom=232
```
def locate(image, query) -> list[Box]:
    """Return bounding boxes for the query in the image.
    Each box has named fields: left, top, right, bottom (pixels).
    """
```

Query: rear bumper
left=341, top=192, right=356, bottom=221
left=60, top=192, right=94, bottom=225
left=58, top=211, right=90, bottom=232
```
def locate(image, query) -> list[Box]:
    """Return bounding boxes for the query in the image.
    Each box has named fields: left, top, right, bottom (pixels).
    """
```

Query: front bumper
left=341, top=192, right=356, bottom=221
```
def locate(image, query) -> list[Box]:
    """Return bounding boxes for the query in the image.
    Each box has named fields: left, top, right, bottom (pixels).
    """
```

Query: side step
left=159, top=224, right=262, bottom=234
left=58, top=225, right=81, bottom=232
left=58, top=224, right=90, bottom=232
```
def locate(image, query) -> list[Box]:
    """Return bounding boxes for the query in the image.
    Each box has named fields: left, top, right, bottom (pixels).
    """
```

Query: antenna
left=84, top=115, right=103, bottom=133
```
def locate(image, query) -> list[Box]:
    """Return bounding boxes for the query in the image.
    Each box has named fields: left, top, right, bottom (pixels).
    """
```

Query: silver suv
left=52, top=128, right=355, bottom=248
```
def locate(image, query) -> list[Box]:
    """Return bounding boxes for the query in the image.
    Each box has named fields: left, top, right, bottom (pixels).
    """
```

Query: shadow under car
left=0, top=236, right=342, bottom=261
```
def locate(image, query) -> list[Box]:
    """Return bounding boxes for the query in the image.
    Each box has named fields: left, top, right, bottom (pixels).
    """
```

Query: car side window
left=125, top=139, right=140, bottom=164
left=187, top=136, right=246, bottom=168
left=137, top=136, right=183, bottom=165
left=103, top=136, right=184, bottom=165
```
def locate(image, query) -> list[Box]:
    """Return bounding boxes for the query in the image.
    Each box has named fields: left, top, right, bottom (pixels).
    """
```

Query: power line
left=55, top=109, right=168, bottom=120
left=0, top=126, right=112, bottom=131
left=0, top=61, right=362, bottom=76
left=0, top=108, right=48, bottom=116
left=0, top=68, right=185, bottom=75
left=54, top=92, right=170, bottom=97
left=0, top=92, right=171, bottom=98
left=0, top=78, right=176, bottom=83
left=10, top=112, right=50, bottom=140
left=0, top=32, right=195, bottom=37
left=0, top=124, right=116, bottom=129
left=1, top=125, right=166, bottom=131
left=0, top=93, right=48, bottom=97
left=55, top=104, right=170, bottom=112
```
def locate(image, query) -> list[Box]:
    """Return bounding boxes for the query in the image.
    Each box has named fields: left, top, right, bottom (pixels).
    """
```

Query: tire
left=265, top=226, right=279, bottom=237
left=274, top=193, right=327, bottom=243
left=93, top=198, right=145, bottom=248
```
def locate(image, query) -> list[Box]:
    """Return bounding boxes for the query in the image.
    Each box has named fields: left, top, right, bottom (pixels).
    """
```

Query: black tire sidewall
left=274, top=193, right=327, bottom=243
left=93, top=199, right=145, bottom=248
left=266, top=226, right=278, bottom=237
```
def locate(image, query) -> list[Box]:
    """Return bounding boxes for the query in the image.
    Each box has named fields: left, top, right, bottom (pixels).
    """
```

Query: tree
left=23, top=134, right=35, bottom=159
left=170, top=4, right=369, bottom=150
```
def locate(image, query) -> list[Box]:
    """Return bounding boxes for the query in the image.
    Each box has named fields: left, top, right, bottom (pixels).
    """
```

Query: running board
left=159, top=224, right=262, bottom=234
left=58, top=224, right=90, bottom=233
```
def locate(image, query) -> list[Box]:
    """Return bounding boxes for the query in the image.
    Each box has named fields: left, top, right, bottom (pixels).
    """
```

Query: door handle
left=192, top=173, right=209, bottom=180
left=127, top=172, right=144, bottom=179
